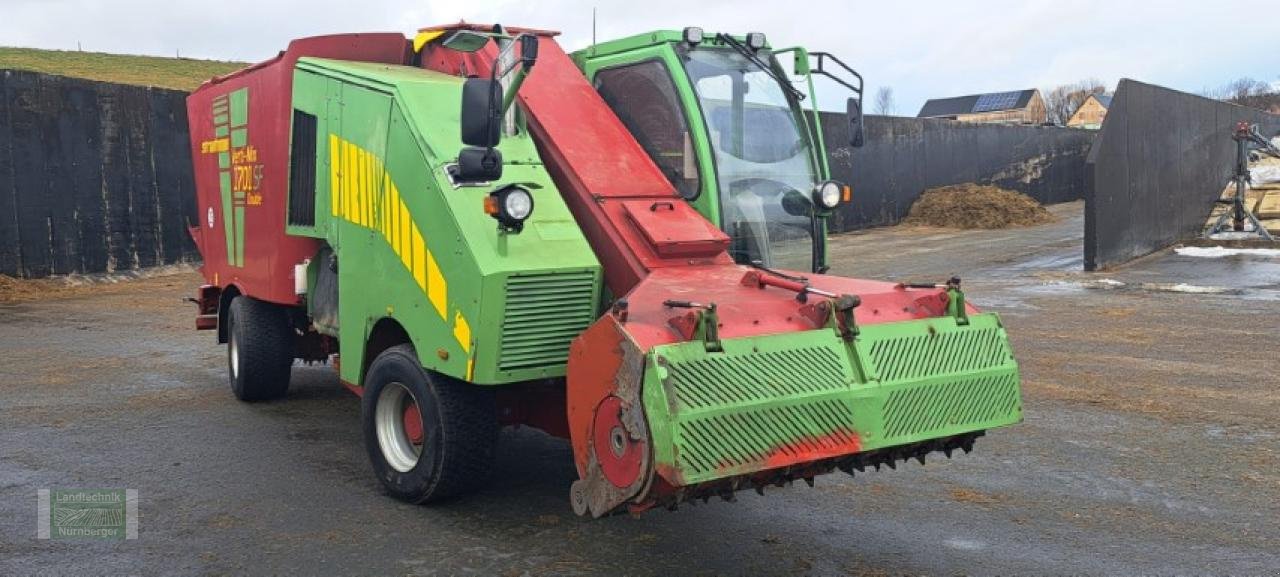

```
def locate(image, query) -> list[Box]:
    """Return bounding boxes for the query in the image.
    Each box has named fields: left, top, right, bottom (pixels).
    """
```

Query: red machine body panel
left=186, top=34, right=409, bottom=304
left=420, top=30, right=961, bottom=349
left=422, top=35, right=733, bottom=298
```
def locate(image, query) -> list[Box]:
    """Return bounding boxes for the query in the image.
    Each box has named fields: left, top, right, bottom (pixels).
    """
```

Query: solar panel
left=972, top=91, right=1022, bottom=113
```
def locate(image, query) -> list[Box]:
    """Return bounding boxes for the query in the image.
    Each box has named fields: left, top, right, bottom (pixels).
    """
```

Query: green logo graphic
left=39, top=489, right=136, bottom=540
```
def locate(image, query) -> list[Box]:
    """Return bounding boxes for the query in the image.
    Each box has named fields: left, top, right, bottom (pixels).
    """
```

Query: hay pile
left=0, top=275, right=73, bottom=304
left=903, top=184, right=1054, bottom=229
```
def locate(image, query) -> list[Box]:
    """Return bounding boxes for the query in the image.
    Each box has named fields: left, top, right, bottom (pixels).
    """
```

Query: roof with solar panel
left=917, top=89, right=1040, bottom=119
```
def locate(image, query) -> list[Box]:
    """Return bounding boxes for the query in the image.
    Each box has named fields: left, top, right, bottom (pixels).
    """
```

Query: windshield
left=684, top=46, right=819, bottom=272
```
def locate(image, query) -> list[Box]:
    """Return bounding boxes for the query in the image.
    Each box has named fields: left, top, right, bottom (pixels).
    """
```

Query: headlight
left=683, top=27, right=704, bottom=46
left=745, top=32, right=766, bottom=51
left=486, top=185, right=535, bottom=232
left=814, top=180, right=842, bottom=210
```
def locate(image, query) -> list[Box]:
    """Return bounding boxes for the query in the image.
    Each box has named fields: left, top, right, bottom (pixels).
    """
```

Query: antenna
left=592, top=7, right=597, bottom=48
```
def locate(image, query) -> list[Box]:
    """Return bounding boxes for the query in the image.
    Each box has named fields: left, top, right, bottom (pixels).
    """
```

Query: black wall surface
left=1, top=71, right=1095, bottom=277
left=0, top=70, right=198, bottom=278
left=1085, top=79, right=1280, bottom=270
left=821, top=113, right=1096, bottom=232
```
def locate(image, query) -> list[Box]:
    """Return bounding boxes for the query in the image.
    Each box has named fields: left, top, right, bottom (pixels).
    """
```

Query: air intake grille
left=882, top=372, right=1021, bottom=440
left=866, top=325, right=1010, bottom=383
left=665, top=347, right=848, bottom=410
left=678, top=401, right=859, bottom=477
left=664, top=346, right=856, bottom=480
left=498, top=271, right=597, bottom=371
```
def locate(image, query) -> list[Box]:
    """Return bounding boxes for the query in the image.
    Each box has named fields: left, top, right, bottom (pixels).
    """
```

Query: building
left=917, top=89, right=1047, bottom=124
left=1067, top=94, right=1112, bottom=129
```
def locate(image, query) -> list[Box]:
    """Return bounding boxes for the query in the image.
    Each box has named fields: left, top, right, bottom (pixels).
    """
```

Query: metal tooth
left=916, top=454, right=927, bottom=466
left=755, top=485, right=766, bottom=496
left=944, top=447, right=954, bottom=458
left=804, top=477, right=815, bottom=487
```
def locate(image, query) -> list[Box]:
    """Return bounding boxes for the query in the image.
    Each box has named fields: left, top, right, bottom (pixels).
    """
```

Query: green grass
left=0, top=46, right=246, bottom=92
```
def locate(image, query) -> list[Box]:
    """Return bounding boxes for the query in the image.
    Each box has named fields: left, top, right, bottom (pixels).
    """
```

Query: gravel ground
left=2, top=201, right=1278, bottom=576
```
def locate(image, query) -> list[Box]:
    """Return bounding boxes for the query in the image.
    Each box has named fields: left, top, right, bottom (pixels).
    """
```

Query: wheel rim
left=375, top=382, right=424, bottom=473
left=229, top=330, right=240, bottom=380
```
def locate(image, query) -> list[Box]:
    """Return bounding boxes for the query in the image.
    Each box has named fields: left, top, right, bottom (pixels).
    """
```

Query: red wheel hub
left=403, top=402, right=424, bottom=445
left=593, top=396, right=646, bottom=488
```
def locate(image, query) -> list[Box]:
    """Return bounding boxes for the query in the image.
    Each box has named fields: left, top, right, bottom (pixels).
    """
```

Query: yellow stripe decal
left=427, top=250, right=446, bottom=319
left=453, top=311, right=471, bottom=354
left=329, top=134, right=340, bottom=216
left=329, top=134, right=472, bottom=363
left=412, top=223, right=427, bottom=292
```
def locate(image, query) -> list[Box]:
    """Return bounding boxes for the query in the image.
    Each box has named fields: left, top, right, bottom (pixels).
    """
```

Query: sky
left=1, top=0, right=1276, bottom=114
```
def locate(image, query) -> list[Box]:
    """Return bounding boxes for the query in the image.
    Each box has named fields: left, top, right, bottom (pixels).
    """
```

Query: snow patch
left=1138, top=283, right=1234, bottom=294
left=1175, top=246, right=1280, bottom=258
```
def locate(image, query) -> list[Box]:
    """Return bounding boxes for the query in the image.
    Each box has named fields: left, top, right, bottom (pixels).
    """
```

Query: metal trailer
left=187, top=24, right=1023, bottom=517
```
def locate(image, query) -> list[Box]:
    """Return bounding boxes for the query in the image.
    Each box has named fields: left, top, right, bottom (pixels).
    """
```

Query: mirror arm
left=500, top=67, right=530, bottom=115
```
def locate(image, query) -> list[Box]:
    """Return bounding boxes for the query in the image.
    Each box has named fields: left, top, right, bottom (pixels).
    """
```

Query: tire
left=226, top=295, right=294, bottom=402
left=362, top=344, right=497, bottom=503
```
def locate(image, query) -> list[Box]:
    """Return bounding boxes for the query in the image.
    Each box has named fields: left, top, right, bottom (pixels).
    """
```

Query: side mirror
left=781, top=189, right=812, bottom=217
left=519, top=34, right=538, bottom=70
left=461, top=78, right=502, bottom=148
left=454, top=147, right=503, bottom=182
left=847, top=96, right=865, bottom=148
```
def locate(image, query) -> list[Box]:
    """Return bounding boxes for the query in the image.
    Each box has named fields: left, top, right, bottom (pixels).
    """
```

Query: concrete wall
left=0, top=70, right=198, bottom=279
left=1084, top=79, right=1280, bottom=270
left=821, top=112, right=1096, bottom=233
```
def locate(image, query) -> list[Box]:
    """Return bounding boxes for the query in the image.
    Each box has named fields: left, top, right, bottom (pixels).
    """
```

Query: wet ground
left=3, top=201, right=1278, bottom=576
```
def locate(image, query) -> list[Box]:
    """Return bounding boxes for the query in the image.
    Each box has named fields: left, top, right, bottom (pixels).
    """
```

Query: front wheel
left=362, top=344, right=497, bottom=503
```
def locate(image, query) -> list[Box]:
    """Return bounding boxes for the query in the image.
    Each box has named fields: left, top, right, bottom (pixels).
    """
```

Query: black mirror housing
left=454, top=146, right=503, bottom=183
left=781, top=189, right=812, bottom=217
left=461, top=78, right=502, bottom=148
left=847, top=96, right=865, bottom=148
left=519, top=35, right=539, bottom=70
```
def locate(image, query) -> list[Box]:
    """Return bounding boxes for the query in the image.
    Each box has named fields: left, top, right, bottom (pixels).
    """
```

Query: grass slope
left=0, top=46, right=246, bottom=91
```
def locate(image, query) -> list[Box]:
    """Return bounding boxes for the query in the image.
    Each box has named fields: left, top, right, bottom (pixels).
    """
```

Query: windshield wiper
left=714, top=33, right=805, bottom=102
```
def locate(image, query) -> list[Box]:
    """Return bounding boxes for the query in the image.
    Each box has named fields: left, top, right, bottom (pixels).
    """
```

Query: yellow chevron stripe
left=411, top=222, right=426, bottom=292
left=328, top=134, right=470, bottom=365
left=358, top=151, right=366, bottom=227
left=330, top=134, right=340, bottom=216
left=427, top=249, right=446, bottom=319
left=453, top=311, right=471, bottom=354
left=344, top=142, right=355, bottom=221
left=399, top=201, right=411, bottom=270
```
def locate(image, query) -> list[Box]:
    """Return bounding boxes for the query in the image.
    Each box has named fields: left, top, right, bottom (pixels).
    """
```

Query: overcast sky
left=2, top=0, right=1275, bottom=113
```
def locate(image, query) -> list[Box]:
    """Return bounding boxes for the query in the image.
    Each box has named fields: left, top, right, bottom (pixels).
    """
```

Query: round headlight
left=488, top=185, right=535, bottom=232
left=503, top=188, right=533, bottom=220
left=815, top=180, right=842, bottom=210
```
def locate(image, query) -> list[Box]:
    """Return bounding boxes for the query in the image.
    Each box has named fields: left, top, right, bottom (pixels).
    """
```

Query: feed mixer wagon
left=186, top=24, right=1022, bottom=516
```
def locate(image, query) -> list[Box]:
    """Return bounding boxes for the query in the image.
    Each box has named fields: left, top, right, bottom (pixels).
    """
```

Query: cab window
left=594, top=61, right=700, bottom=199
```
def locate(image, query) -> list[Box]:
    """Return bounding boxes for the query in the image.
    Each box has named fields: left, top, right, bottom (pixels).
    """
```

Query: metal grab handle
left=650, top=201, right=675, bottom=212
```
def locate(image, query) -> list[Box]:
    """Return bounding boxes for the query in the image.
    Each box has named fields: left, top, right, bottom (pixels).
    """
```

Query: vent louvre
left=287, top=109, right=317, bottom=227
left=497, top=271, right=597, bottom=372
left=881, top=373, right=1022, bottom=440
left=866, top=326, right=1010, bottom=383
left=664, top=347, right=856, bottom=479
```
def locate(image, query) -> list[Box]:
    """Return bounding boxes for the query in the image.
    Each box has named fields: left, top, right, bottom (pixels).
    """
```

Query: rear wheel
left=226, top=296, right=294, bottom=401
left=362, top=344, right=497, bottom=503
